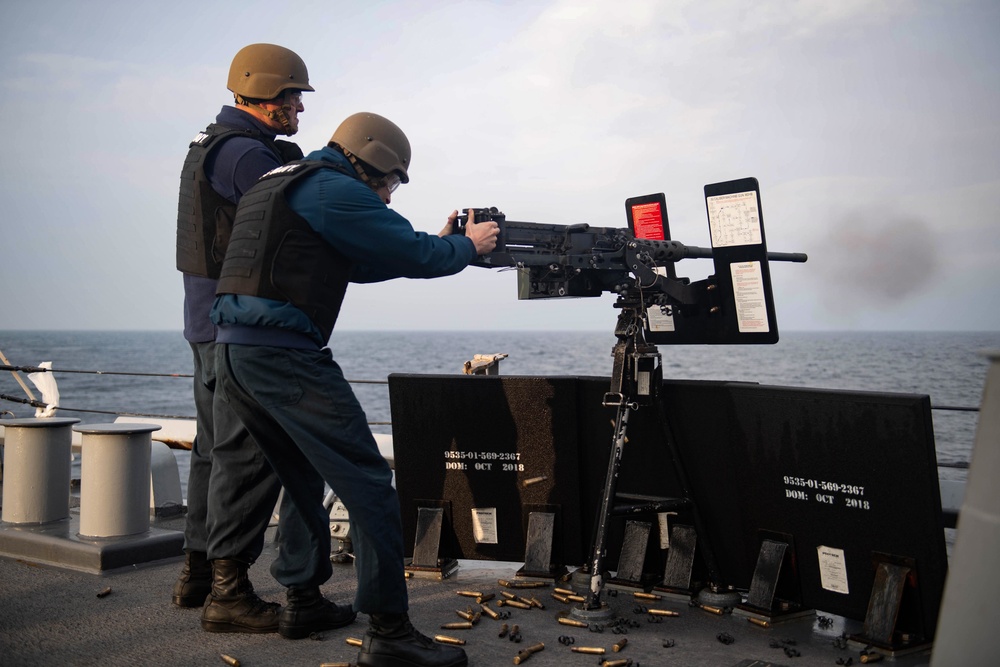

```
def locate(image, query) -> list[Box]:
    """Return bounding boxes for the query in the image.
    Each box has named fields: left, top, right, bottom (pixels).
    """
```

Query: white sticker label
left=471, top=507, right=499, bottom=544
left=646, top=305, right=675, bottom=332
left=817, top=545, right=850, bottom=594
left=730, top=261, right=769, bottom=333
left=706, top=190, right=762, bottom=248
left=657, top=513, right=671, bottom=550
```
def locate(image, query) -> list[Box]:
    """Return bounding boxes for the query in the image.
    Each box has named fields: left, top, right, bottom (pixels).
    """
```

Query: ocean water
left=2, top=330, right=996, bottom=489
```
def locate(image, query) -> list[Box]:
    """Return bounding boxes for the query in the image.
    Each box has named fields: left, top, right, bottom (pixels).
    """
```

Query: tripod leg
left=583, top=402, right=631, bottom=610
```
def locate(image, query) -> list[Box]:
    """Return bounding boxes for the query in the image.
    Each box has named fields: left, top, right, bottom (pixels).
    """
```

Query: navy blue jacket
left=211, top=147, right=477, bottom=347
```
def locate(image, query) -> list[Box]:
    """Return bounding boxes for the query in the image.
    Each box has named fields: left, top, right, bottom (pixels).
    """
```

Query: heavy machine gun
left=460, top=178, right=809, bottom=619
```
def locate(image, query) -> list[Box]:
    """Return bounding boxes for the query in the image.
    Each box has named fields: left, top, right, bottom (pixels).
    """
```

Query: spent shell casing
left=553, top=587, right=575, bottom=596
left=501, top=591, right=518, bottom=600
left=552, top=593, right=569, bottom=603
left=565, top=594, right=586, bottom=602
left=477, top=593, right=495, bottom=604
left=648, top=608, right=680, bottom=617
left=521, top=475, right=547, bottom=487
left=96, top=587, right=113, bottom=598
left=499, top=579, right=548, bottom=589
left=698, top=603, right=725, bottom=615
left=571, top=646, right=606, bottom=654
left=860, top=653, right=885, bottom=664
left=557, top=617, right=588, bottom=628
left=747, top=616, right=771, bottom=628
left=528, top=596, right=544, bottom=609
left=220, top=655, right=240, bottom=667
left=456, top=609, right=475, bottom=621
left=434, top=635, right=467, bottom=646
left=633, top=592, right=661, bottom=601
left=498, top=623, right=509, bottom=638
left=457, top=590, right=482, bottom=598
left=613, top=638, right=628, bottom=652
left=345, top=637, right=363, bottom=647
left=504, top=600, right=532, bottom=609
left=440, top=621, right=473, bottom=630
left=513, top=642, right=545, bottom=664
left=319, top=663, right=352, bottom=667
left=481, top=603, right=500, bottom=619
left=601, top=660, right=630, bottom=667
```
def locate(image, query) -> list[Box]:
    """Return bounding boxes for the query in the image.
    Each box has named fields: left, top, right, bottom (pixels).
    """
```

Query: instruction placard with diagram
left=707, top=190, right=762, bottom=248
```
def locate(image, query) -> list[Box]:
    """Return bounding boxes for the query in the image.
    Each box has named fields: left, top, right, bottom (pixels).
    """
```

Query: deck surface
left=0, top=512, right=935, bottom=667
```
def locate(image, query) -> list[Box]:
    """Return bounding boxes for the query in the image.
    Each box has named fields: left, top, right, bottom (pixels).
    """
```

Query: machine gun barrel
left=632, top=239, right=807, bottom=264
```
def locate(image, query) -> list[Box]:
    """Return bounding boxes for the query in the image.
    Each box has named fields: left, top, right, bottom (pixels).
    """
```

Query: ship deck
left=0, top=511, right=934, bottom=667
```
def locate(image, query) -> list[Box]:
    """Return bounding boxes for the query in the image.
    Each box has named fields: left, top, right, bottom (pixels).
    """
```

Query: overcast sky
left=1, top=0, right=997, bottom=332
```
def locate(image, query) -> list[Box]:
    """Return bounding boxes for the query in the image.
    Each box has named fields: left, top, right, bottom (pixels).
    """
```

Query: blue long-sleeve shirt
left=211, top=147, right=476, bottom=347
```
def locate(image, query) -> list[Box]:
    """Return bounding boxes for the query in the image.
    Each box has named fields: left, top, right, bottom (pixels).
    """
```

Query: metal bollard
left=1, top=418, right=80, bottom=524
left=74, top=423, right=161, bottom=538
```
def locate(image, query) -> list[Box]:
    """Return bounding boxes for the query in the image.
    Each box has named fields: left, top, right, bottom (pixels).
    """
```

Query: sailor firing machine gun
left=458, top=177, right=808, bottom=617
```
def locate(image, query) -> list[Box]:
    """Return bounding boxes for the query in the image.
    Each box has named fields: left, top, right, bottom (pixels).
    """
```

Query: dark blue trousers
left=217, top=343, right=408, bottom=614
left=184, top=341, right=309, bottom=573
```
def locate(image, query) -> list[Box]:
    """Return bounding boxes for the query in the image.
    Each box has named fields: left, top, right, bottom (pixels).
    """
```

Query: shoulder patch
left=191, top=131, right=211, bottom=146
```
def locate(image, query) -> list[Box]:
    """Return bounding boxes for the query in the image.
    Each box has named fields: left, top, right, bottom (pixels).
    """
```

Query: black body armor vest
left=216, top=161, right=356, bottom=342
left=175, top=123, right=304, bottom=278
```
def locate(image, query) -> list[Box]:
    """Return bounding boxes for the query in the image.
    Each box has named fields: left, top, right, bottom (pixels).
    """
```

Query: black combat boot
left=279, top=586, right=357, bottom=639
left=171, top=550, right=212, bottom=608
left=357, top=612, right=467, bottom=667
left=200, top=559, right=281, bottom=633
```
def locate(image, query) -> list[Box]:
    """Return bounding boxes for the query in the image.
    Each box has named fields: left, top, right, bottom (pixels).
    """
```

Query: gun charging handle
left=454, top=207, right=505, bottom=235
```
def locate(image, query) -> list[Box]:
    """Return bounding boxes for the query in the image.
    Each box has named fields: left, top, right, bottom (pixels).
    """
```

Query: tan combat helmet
left=228, top=43, right=314, bottom=99
left=228, top=43, right=313, bottom=135
left=330, top=112, right=411, bottom=184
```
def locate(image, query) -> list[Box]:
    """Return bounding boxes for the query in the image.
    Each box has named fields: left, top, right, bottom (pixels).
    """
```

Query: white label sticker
left=817, top=545, right=850, bottom=594
left=706, top=190, right=762, bottom=248
left=646, top=305, right=675, bottom=332
left=657, top=513, right=671, bottom=549
left=730, top=261, right=769, bottom=333
left=471, top=507, right=499, bottom=544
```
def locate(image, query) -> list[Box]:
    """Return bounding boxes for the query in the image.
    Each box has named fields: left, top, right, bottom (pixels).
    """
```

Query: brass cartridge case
left=434, top=635, right=467, bottom=646
left=570, top=646, right=606, bottom=654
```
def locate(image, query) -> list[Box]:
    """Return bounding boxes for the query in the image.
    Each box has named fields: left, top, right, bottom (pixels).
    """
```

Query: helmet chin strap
left=335, top=145, right=378, bottom=189
left=234, top=94, right=297, bottom=136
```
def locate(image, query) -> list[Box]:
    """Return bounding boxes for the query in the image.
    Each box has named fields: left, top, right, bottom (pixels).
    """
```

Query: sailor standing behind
left=210, top=112, right=499, bottom=667
left=174, top=43, right=355, bottom=638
